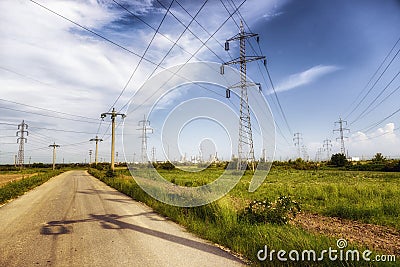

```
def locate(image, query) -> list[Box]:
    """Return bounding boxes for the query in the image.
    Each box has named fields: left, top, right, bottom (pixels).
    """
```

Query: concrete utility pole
left=16, top=120, right=28, bottom=167
left=323, top=139, right=332, bottom=160
left=222, top=21, right=265, bottom=171
left=90, top=136, right=103, bottom=166
left=49, top=142, right=60, bottom=170
left=137, top=115, right=153, bottom=163
left=101, top=108, right=126, bottom=171
left=293, top=132, right=302, bottom=159
left=333, top=117, right=350, bottom=156
left=89, top=150, right=93, bottom=165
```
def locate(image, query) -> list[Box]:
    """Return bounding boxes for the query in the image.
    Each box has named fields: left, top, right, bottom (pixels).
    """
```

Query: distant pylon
left=293, top=132, right=302, bottom=159
left=137, top=115, right=153, bottom=163
left=334, top=117, right=350, bottom=156
left=323, top=139, right=332, bottom=160
left=16, top=120, right=28, bottom=167
left=222, top=21, right=265, bottom=171
left=151, top=147, right=156, bottom=163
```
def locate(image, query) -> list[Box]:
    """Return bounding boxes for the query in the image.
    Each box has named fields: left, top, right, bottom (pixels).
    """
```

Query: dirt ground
left=0, top=173, right=37, bottom=187
left=293, top=212, right=400, bottom=256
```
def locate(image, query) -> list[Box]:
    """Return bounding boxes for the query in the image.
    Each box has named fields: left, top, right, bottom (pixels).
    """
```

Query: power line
left=0, top=98, right=98, bottom=121
left=0, top=106, right=99, bottom=124
left=118, top=0, right=247, bottom=113
left=107, top=0, right=175, bottom=112
left=345, top=36, right=400, bottom=119
left=350, top=70, right=400, bottom=125
left=346, top=46, right=400, bottom=121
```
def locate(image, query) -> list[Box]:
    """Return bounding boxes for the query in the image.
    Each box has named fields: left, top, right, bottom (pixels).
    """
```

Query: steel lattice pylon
left=16, top=120, right=28, bottom=167
left=222, top=21, right=265, bottom=171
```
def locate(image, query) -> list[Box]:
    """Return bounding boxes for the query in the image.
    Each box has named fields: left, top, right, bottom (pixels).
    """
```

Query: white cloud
left=270, top=65, right=340, bottom=94
left=0, top=0, right=283, bottom=163
left=347, top=123, right=399, bottom=158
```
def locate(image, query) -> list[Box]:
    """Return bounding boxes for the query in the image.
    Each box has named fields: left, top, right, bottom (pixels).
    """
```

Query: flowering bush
left=240, top=195, right=301, bottom=225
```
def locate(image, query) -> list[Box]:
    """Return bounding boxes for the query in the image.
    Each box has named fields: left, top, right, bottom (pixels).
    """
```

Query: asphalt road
left=0, top=170, right=244, bottom=267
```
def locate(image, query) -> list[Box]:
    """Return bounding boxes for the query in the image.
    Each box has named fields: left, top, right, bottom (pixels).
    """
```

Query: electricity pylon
left=293, top=132, right=302, bottom=159
left=151, top=147, right=156, bottom=163
left=221, top=21, right=265, bottom=171
left=334, top=117, right=350, bottom=157
left=101, top=108, right=126, bottom=171
left=16, top=120, right=28, bottom=167
left=137, top=115, right=153, bottom=163
left=323, top=139, right=332, bottom=160
left=89, top=136, right=103, bottom=165
left=49, top=142, right=60, bottom=170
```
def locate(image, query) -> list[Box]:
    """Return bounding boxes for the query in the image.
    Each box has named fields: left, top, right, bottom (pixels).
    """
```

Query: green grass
left=89, top=167, right=399, bottom=266
left=0, top=169, right=64, bottom=204
left=136, top=167, right=400, bottom=229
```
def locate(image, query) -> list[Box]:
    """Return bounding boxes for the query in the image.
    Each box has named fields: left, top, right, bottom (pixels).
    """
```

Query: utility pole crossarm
left=226, top=32, right=258, bottom=42
left=223, top=56, right=266, bottom=66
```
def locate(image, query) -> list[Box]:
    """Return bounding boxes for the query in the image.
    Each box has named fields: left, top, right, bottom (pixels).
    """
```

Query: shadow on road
left=40, top=213, right=242, bottom=263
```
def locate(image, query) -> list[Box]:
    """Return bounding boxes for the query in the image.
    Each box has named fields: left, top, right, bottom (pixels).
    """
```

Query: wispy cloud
left=270, top=65, right=340, bottom=94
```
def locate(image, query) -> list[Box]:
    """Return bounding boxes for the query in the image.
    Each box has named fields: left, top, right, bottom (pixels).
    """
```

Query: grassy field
left=0, top=169, right=64, bottom=204
left=136, top=166, right=400, bottom=229
left=89, top=166, right=399, bottom=266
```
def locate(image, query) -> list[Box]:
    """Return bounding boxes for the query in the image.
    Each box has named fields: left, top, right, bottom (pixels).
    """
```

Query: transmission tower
left=293, top=132, right=302, bottom=159
left=323, top=139, right=332, bottom=160
left=16, top=120, right=28, bottom=167
left=101, top=108, right=126, bottom=171
left=137, top=115, right=153, bottom=163
left=301, top=145, right=309, bottom=161
left=333, top=117, right=350, bottom=156
left=222, top=21, right=265, bottom=171
left=151, top=147, right=156, bottom=163
left=315, top=148, right=323, bottom=162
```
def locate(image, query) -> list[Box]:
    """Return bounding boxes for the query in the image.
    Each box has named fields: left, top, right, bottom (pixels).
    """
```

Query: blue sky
left=0, top=0, right=399, bottom=164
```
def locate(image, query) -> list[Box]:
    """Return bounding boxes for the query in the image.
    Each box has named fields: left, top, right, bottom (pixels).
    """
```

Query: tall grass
left=89, top=168, right=397, bottom=266
left=0, top=170, right=64, bottom=204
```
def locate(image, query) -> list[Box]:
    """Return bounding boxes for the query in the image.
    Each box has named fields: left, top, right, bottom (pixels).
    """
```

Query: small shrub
left=154, top=161, right=175, bottom=170
left=239, top=195, right=301, bottom=225
left=105, top=169, right=116, bottom=178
